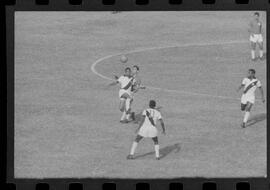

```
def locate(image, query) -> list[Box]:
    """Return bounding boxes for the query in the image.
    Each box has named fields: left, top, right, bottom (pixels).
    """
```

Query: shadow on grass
left=246, top=113, right=266, bottom=127
left=134, top=143, right=181, bottom=160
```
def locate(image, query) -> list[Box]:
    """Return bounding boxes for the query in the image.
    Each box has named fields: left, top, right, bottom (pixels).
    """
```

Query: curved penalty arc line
left=91, top=40, right=247, bottom=100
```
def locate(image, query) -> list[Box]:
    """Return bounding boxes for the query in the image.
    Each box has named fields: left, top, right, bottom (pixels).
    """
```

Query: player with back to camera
left=248, top=12, right=264, bottom=61
left=237, top=69, right=265, bottom=128
left=109, top=67, right=134, bottom=123
left=127, top=100, right=165, bottom=160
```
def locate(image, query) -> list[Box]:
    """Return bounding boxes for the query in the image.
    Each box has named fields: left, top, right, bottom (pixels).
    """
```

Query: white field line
left=91, top=40, right=247, bottom=100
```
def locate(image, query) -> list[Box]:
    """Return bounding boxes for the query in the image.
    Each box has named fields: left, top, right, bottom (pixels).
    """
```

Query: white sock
left=251, top=50, right=255, bottom=59
left=243, top=111, right=250, bottom=123
left=121, top=111, right=126, bottom=121
left=125, top=98, right=131, bottom=113
left=259, top=50, right=263, bottom=58
left=130, top=142, right=138, bottom=155
left=126, top=113, right=131, bottom=120
left=154, top=145, right=160, bottom=158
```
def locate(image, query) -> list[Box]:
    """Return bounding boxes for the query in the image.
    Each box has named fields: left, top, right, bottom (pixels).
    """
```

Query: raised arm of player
left=237, top=84, right=244, bottom=92
left=132, top=85, right=146, bottom=94
left=108, top=80, right=118, bottom=86
left=159, top=118, right=165, bottom=135
left=113, top=75, right=119, bottom=80
left=259, top=86, right=265, bottom=103
left=108, top=74, right=120, bottom=86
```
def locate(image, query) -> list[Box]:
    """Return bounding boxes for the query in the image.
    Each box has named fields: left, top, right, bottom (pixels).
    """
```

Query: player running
left=237, top=69, right=265, bottom=128
left=109, top=67, right=134, bottom=123
left=248, top=12, right=264, bottom=61
left=127, top=100, right=165, bottom=160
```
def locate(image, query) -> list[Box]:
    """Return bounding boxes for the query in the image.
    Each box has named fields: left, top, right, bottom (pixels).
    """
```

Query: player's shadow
left=246, top=113, right=266, bottom=127
left=134, top=143, right=181, bottom=160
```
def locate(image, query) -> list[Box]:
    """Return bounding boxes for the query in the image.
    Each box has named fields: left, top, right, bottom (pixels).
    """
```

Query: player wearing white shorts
left=109, top=67, right=134, bottom=123
left=248, top=12, right=264, bottom=61
left=114, top=65, right=146, bottom=122
left=237, top=69, right=265, bottom=128
left=127, top=100, right=165, bottom=160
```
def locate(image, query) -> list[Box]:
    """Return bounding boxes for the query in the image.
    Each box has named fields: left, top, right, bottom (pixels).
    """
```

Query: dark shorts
left=241, top=102, right=252, bottom=111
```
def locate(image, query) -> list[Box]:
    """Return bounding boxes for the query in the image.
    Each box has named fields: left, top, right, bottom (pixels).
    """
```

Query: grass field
left=14, top=11, right=266, bottom=178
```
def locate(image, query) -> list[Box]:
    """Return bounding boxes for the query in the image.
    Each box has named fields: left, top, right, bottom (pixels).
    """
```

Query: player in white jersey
left=237, top=69, right=265, bottom=128
left=127, top=100, right=165, bottom=160
left=248, top=12, right=264, bottom=61
left=113, top=65, right=146, bottom=122
left=109, top=67, right=134, bottom=123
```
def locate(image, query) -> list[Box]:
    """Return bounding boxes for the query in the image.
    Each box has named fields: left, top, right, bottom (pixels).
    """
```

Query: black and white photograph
left=14, top=11, right=266, bottom=178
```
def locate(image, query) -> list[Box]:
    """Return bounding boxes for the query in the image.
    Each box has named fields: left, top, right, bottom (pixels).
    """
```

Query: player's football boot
left=241, top=122, right=246, bottom=128
left=120, top=119, right=129, bottom=124
left=251, top=57, right=258, bottom=62
left=156, top=157, right=160, bottom=160
left=126, top=155, right=135, bottom=160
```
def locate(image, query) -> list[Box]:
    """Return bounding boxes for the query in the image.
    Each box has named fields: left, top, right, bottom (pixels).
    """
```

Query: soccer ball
left=120, top=55, right=128, bottom=63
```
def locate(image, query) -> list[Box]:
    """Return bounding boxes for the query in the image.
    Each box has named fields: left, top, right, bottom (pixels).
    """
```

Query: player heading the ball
left=109, top=67, right=134, bottom=123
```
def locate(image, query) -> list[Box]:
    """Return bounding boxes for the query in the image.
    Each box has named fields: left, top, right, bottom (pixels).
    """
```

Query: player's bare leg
left=258, top=42, right=264, bottom=60
left=127, top=135, right=143, bottom=159
left=152, top=137, right=160, bottom=160
left=126, top=98, right=135, bottom=122
left=240, top=103, right=246, bottom=128
left=119, top=98, right=127, bottom=123
left=119, top=93, right=132, bottom=123
left=250, top=42, right=256, bottom=61
left=242, top=102, right=253, bottom=128
left=125, top=98, right=132, bottom=121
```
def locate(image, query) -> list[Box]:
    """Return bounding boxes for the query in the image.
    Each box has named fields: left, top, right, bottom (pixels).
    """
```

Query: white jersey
left=117, top=75, right=133, bottom=98
left=242, top=77, right=261, bottom=97
left=142, top=108, right=162, bottom=127
left=117, top=75, right=133, bottom=91
left=138, top=108, right=162, bottom=138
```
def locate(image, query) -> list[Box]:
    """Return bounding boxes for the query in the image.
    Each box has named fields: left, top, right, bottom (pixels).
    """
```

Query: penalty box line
left=91, top=40, right=247, bottom=101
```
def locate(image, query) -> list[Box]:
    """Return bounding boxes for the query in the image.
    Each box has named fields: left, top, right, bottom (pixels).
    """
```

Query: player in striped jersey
left=237, top=69, right=265, bottom=128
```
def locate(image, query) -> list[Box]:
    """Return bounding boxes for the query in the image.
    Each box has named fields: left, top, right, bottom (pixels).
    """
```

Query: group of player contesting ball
left=109, top=12, right=265, bottom=160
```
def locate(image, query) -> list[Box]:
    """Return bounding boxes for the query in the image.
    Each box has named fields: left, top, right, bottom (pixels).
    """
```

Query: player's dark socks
left=127, top=155, right=135, bottom=160
left=156, top=157, right=160, bottom=160
left=241, top=122, right=246, bottom=128
left=131, top=112, right=135, bottom=121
